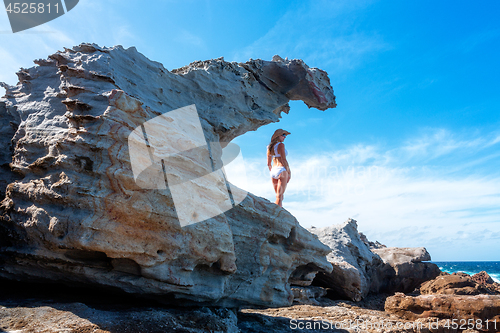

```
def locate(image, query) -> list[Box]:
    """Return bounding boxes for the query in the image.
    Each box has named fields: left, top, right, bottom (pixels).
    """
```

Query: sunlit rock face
left=0, top=44, right=335, bottom=307
left=309, top=220, right=440, bottom=301
left=308, top=219, right=383, bottom=302
left=371, top=247, right=441, bottom=294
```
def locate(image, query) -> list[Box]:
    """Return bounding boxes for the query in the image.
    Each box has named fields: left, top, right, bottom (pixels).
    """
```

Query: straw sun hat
left=271, top=129, right=291, bottom=141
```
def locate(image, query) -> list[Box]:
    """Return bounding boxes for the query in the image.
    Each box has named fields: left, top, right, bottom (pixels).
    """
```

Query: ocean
left=433, top=261, right=500, bottom=283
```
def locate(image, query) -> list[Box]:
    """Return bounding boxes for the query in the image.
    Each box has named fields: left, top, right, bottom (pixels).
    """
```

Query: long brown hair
left=267, top=137, right=281, bottom=156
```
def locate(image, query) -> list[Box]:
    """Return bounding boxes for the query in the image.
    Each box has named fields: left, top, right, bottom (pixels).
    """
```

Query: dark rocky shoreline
left=2, top=273, right=499, bottom=333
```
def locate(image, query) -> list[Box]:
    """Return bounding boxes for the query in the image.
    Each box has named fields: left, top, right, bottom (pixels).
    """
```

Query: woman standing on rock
left=267, top=129, right=291, bottom=207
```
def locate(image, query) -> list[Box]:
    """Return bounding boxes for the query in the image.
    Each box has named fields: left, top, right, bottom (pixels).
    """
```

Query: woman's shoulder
left=276, top=142, right=285, bottom=150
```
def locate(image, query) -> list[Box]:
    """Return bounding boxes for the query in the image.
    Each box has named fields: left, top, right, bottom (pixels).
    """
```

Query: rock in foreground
left=2, top=280, right=244, bottom=333
left=421, top=272, right=491, bottom=296
left=420, top=271, right=500, bottom=296
left=385, top=293, right=500, bottom=332
left=0, top=43, right=335, bottom=307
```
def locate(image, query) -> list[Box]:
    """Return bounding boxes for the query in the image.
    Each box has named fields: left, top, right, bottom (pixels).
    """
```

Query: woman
left=267, top=129, right=291, bottom=207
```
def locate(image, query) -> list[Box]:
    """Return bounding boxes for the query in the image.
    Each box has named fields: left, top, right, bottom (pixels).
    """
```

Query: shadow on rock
left=0, top=279, right=238, bottom=333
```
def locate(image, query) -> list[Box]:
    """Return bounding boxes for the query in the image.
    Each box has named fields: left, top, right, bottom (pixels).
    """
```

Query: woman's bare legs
left=272, top=177, right=278, bottom=194
left=275, top=170, right=289, bottom=207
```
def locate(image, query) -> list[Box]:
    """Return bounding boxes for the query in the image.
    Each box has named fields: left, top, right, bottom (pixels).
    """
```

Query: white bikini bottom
left=270, top=166, right=286, bottom=179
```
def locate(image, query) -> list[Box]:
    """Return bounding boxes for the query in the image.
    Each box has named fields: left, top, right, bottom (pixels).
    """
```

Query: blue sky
left=1, top=0, right=499, bottom=261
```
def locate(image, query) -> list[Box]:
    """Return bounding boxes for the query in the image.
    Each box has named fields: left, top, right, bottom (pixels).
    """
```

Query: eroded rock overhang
left=0, top=43, right=336, bottom=307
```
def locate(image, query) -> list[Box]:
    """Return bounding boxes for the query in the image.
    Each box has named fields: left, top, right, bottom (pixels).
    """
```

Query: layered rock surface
left=308, top=219, right=440, bottom=302
left=384, top=272, right=500, bottom=332
left=0, top=43, right=335, bottom=307
left=385, top=293, right=500, bottom=332
left=420, top=272, right=500, bottom=295
left=0, top=281, right=240, bottom=333
left=2, top=280, right=491, bottom=333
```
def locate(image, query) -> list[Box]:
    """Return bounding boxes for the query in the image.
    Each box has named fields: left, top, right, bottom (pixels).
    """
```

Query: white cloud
left=396, top=129, right=488, bottom=161
left=231, top=128, right=500, bottom=260
left=302, top=33, right=389, bottom=72
left=489, top=135, right=500, bottom=146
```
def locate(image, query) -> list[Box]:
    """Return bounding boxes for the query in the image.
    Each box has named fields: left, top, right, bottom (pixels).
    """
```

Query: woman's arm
left=267, top=152, right=273, bottom=171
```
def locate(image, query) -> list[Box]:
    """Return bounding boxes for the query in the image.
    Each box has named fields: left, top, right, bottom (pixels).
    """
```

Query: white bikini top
left=272, top=142, right=288, bottom=157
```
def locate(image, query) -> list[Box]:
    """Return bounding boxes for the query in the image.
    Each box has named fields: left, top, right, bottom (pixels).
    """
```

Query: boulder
left=308, top=219, right=383, bottom=301
left=371, top=247, right=440, bottom=294
left=0, top=43, right=335, bottom=307
left=421, top=272, right=499, bottom=295
left=309, top=221, right=440, bottom=300
left=473, top=271, right=500, bottom=294
left=373, top=247, right=431, bottom=264
left=472, top=271, right=495, bottom=285
left=385, top=293, right=500, bottom=332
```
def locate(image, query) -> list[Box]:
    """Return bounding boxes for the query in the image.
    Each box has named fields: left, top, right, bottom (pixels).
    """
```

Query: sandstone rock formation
left=0, top=100, right=21, bottom=202
left=1, top=279, right=488, bottom=333
left=0, top=43, right=335, bottom=307
left=371, top=246, right=440, bottom=294
left=472, top=271, right=500, bottom=293
left=383, top=271, right=500, bottom=332
left=308, top=219, right=440, bottom=302
left=373, top=247, right=431, bottom=264
left=385, top=293, right=500, bottom=332
left=472, top=271, right=495, bottom=285
left=420, top=272, right=500, bottom=296
left=308, top=219, right=383, bottom=301
left=0, top=282, right=240, bottom=333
